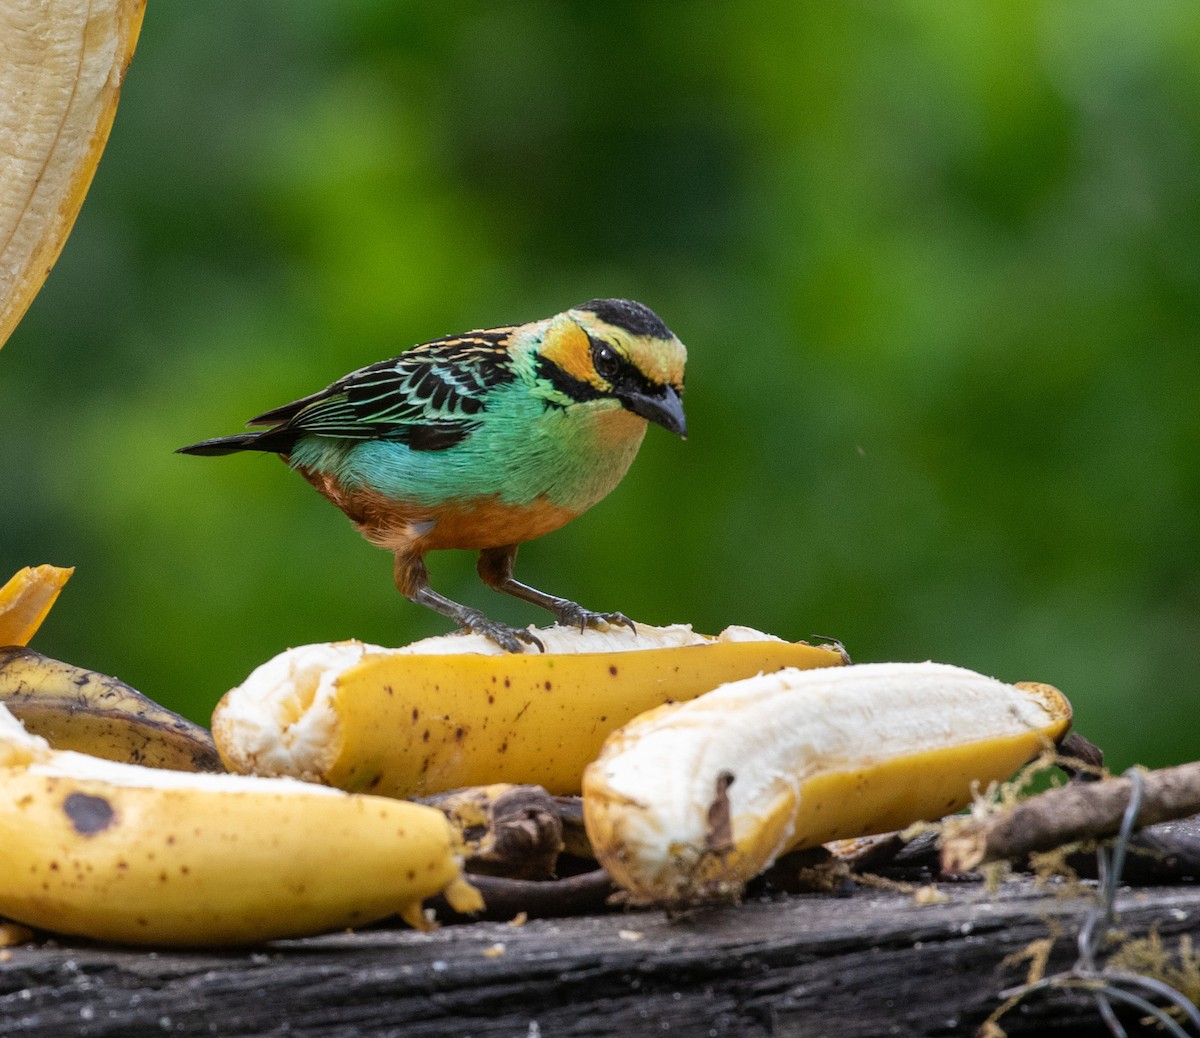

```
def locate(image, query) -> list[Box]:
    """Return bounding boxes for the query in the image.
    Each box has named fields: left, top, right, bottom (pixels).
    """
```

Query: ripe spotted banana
left=0, top=703, right=481, bottom=946
left=0, top=646, right=223, bottom=771
left=0, top=0, right=145, bottom=348
left=0, top=565, right=73, bottom=645
left=582, top=662, right=1072, bottom=905
left=212, top=623, right=845, bottom=797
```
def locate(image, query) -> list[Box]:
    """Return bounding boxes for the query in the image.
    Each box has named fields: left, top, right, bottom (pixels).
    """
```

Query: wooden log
left=0, top=876, right=1197, bottom=1036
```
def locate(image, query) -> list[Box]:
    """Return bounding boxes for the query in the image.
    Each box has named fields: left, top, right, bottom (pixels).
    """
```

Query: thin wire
left=1013, top=977, right=1191, bottom=1038
left=1075, top=766, right=1148, bottom=1032
left=995, top=766, right=1200, bottom=1037
left=1094, top=988, right=1127, bottom=1038
left=1078, top=767, right=1144, bottom=969
left=1102, top=972, right=1200, bottom=1032
left=1104, top=768, right=1144, bottom=919
left=1083, top=982, right=1191, bottom=1038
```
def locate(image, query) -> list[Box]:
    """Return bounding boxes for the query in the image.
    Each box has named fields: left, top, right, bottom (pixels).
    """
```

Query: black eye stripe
left=579, top=332, right=680, bottom=407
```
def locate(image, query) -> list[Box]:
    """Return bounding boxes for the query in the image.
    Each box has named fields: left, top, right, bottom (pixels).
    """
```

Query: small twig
left=943, top=760, right=1200, bottom=874
left=432, top=869, right=615, bottom=922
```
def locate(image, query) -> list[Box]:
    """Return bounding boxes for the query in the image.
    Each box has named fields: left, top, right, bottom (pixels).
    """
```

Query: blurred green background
left=2, top=2, right=1198, bottom=770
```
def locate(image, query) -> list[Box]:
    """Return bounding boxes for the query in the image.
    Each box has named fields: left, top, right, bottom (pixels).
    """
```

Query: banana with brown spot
left=0, top=704, right=481, bottom=946
left=212, top=623, right=846, bottom=798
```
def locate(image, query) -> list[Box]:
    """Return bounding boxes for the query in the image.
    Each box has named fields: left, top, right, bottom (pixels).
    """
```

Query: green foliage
left=3, top=2, right=1199, bottom=769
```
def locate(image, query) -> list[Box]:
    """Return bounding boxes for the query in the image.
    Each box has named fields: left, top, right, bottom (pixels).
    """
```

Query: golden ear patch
left=540, top=319, right=604, bottom=388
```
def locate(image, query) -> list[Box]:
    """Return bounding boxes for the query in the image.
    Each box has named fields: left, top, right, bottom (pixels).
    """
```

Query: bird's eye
left=591, top=342, right=620, bottom=381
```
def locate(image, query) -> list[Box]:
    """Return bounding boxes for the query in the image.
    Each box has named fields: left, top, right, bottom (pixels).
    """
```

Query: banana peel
left=0, top=702, right=481, bottom=946
left=0, top=0, right=146, bottom=348
left=582, top=662, right=1072, bottom=905
left=0, top=646, right=223, bottom=771
left=212, top=623, right=845, bottom=798
left=420, top=783, right=564, bottom=880
left=0, top=565, right=73, bottom=645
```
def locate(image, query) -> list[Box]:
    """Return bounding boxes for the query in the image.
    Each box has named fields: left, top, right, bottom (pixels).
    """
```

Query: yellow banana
left=582, top=662, right=1072, bottom=905
left=0, top=0, right=145, bottom=348
left=0, top=646, right=223, bottom=771
left=212, top=623, right=845, bottom=798
left=0, top=703, right=481, bottom=946
left=0, top=565, right=73, bottom=645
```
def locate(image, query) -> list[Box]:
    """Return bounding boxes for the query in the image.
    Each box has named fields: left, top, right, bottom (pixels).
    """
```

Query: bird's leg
left=477, top=545, right=636, bottom=634
left=393, top=552, right=544, bottom=653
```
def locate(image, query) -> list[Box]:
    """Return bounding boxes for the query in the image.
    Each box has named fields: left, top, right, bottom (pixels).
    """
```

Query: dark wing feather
left=247, top=328, right=520, bottom=452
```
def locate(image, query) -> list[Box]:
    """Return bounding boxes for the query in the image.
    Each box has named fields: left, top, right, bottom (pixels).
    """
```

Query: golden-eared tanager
left=178, top=299, right=687, bottom=651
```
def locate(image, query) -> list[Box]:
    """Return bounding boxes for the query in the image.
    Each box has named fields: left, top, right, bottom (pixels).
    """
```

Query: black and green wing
left=178, top=329, right=519, bottom=457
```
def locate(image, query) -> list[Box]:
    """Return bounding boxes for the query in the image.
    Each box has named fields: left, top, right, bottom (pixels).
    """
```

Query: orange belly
left=298, top=468, right=578, bottom=553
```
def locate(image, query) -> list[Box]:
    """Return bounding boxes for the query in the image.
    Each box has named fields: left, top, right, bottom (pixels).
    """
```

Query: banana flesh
left=0, top=0, right=145, bottom=348
left=582, top=662, right=1072, bottom=905
left=212, top=623, right=846, bottom=797
left=0, top=703, right=481, bottom=946
left=0, top=565, right=73, bottom=645
left=0, top=646, right=223, bottom=771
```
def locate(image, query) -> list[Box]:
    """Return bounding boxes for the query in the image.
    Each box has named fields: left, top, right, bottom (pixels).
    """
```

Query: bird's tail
left=176, top=429, right=296, bottom=457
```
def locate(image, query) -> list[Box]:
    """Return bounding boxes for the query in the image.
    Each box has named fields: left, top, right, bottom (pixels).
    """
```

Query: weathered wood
left=1, top=877, right=1198, bottom=1037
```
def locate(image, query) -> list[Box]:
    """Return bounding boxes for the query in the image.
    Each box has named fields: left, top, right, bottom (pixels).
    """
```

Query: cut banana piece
left=0, top=0, right=145, bottom=348
left=0, top=704, right=481, bottom=946
left=212, top=623, right=845, bottom=798
left=0, top=646, right=223, bottom=771
left=582, top=662, right=1072, bottom=905
left=0, top=565, right=73, bottom=645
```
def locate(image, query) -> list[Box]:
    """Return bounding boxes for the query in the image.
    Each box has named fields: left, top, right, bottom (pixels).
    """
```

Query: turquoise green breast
left=287, top=385, right=648, bottom=514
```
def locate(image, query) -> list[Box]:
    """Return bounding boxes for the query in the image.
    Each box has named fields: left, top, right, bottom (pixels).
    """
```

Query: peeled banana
left=0, top=565, right=73, bottom=645
left=582, top=662, right=1072, bottom=905
left=0, top=646, right=223, bottom=771
left=0, top=0, right=145, bottom=348
left=0, top=703, right=481, bottom=946
left=212, top=623, right=845, bottom=797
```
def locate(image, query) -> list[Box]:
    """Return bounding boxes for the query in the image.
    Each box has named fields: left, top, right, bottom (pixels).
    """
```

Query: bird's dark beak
left=622, top=384, right=687, bottom=439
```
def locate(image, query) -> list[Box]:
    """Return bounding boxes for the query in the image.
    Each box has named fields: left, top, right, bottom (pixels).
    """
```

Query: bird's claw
left=511, top=627, right=545, bottom=653
left=458, top=615, right=544, bottom=654
left=552, top=602, right=636, bottom=636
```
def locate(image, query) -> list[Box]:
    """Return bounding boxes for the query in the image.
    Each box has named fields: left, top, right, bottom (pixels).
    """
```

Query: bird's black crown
left=578, top=299, right=672, bottom=341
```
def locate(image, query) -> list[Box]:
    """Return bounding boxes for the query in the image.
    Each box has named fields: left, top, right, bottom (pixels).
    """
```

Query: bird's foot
left=551, top=601, right=637, bottom=636
left=406, top=575, right=546, bottom=653
left=456, top=612, right=545, bottom=654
